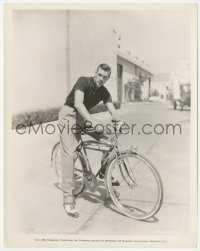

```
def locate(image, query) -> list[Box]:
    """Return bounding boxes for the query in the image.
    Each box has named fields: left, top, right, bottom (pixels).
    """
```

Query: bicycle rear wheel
left=106, top=151, right=163, bottom=220
left=51, top=143, right=85, bottom=196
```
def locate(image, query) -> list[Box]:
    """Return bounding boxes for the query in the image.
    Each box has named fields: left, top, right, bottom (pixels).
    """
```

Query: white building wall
left=151, top=81, right=169, bottom=100
left=117, top=56, right=136, bottom=83
left=117, top=56, right=152, bottom=101
left=12, top=10, right=68, bottom=114
left=117, top=56, right=136, bottom=101
left=141, top=79, right=149, bottom=100
left=11, top=10, right=153, bottom=114
left=12, top=10, right=118, bottom=115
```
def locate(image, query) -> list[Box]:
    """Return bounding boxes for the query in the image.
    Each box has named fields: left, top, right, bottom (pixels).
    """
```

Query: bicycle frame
left=83, top=140, right=114, bottom=152
left=76, top=131, right=139, bottom=188
left=51, top=126, right=163, bottom=220
left=75, top=134, right=115, bottom=177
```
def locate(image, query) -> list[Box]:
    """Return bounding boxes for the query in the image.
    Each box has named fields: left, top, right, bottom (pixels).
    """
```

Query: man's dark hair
left=97, top=63, right=111, bottom=74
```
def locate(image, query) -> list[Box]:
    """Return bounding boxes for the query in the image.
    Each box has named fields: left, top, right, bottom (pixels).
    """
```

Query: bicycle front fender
left=104, top=149, right=138, bottom=171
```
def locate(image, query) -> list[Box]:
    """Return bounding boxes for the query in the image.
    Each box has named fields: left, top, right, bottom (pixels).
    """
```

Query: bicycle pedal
left=84, top=171, right=98, bottom=192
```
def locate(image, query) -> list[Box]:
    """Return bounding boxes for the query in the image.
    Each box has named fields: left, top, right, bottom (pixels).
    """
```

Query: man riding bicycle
left=59, top=63, right=123, bottom=218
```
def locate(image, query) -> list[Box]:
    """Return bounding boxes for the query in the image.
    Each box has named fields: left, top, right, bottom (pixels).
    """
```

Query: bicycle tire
left=51, top=143, right=86, bottom=197
left=106, top=151, right=163, bottom=220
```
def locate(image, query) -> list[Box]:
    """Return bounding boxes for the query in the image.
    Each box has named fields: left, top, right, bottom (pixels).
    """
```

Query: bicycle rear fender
left=105, top=149, right=138, bottom=171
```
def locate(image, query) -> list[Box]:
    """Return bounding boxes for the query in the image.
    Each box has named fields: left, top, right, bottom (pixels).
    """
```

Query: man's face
left=94, top=67, right=111, bottom=88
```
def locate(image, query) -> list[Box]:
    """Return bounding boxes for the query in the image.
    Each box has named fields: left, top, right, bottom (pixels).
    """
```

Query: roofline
left=117, top=50, right=154, bottom=76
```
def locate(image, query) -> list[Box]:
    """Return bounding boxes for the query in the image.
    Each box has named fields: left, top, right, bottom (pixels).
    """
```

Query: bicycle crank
left=83, top=170, right=98, bottom=192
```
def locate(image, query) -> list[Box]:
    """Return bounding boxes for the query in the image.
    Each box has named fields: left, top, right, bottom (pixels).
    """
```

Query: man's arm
left=106, top=102, right=122, bottom=121
left=106, top=102, right=126, bottom=134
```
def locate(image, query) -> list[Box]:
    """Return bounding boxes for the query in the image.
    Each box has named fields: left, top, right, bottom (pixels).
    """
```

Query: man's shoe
left=63, top=203, right=79, bottom=218
left=98, top=172, right=120, bottom=186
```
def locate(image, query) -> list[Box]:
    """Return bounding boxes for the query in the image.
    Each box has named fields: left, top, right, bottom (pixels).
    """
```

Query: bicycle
left=51, top=122, right=163, bottom=220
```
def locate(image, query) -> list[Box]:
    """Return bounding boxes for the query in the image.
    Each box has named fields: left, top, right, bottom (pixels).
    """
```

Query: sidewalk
left=5, top=101, right=193, bottom=243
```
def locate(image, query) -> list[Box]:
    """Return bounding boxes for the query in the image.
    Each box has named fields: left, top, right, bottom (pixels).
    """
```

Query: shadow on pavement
left=168, top=107, right=191, bottom=112
left=78, top=186, right=107, bottom=204
left=54, top=182, right=159, bottom=223
left=103, top=198, right=159, bottom=223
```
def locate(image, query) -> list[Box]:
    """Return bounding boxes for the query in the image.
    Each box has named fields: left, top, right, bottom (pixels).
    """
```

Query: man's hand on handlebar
left=111, top=119, right=126, bottom=134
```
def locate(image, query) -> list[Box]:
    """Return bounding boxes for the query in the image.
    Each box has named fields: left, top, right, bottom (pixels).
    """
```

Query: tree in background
left=125, top=78, right=143, bottom=101
left=133, top=79, right=143, bottom=100
left=151, top=89, right=159, bottom=97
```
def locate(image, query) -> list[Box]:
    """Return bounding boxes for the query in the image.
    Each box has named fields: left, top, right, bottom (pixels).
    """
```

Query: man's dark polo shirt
left=65, top=77, right=112, bottom=110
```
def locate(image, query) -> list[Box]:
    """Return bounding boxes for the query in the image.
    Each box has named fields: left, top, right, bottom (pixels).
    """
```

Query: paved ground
left=5, top=101, right=195, bottom=247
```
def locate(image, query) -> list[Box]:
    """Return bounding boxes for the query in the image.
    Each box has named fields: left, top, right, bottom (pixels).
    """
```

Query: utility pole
left=66, top=10, right=71, bottom=93
left=148, top=77, right=151, bottom=100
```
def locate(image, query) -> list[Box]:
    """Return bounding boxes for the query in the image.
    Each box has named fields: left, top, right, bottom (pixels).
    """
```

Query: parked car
left=173, top=83, right=191, bottom=111
left=149, top=96, right=160, bottom=102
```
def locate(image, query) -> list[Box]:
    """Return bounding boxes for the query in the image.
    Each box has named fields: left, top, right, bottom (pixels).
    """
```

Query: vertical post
left=66, top=10, right=70, bottom=92
left=148, top=77, right=151, bottom=100
left=117, top=64, right=123, bottom=102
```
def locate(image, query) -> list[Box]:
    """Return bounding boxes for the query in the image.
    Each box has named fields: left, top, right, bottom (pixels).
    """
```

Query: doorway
left=117, top=64, right=123, bottom=102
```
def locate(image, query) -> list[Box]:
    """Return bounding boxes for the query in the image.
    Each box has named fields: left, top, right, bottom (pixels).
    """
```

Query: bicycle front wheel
left=51, top=143, right=86, bottom=197
left=106, top=151, right=163, bottom=220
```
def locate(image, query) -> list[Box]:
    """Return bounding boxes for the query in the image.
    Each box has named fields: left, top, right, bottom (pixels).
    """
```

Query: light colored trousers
left=59, top=105, right=108, bottom=204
